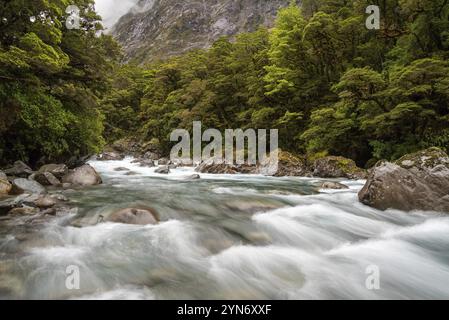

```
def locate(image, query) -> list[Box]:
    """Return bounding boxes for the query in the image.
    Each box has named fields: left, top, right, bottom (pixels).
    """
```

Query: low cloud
left=95, top=0, right=139, bottom=30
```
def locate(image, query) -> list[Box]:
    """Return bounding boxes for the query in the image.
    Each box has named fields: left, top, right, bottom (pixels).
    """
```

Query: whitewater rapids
left=1, top=157, right=448, bottom=299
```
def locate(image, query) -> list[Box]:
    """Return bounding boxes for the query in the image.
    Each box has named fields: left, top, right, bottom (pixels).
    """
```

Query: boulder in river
left=0, top=171, right=7, bottom=181
left=155, top=166, right=170, bottom=174
left=157, top=158, right=170, bottom=165
left=139, top=159, right=155, bottom=167
left=143, top=151, right=160, bottom=161
left=34, top=195, right=58, bottom=208
left=107, top=207, right=159, bottom=225
left=62, top=165, right=102, bottom=186
left=313, top=156, right=367, bottom=180
left=33, top=172, right=61, bottom=186
left=3, top=161, right=33, bottom=178
left=11, top=178, right=46, bottom=195
left=257, top=150, right=310, bottom=177
left=358, top=148, right=449, bottom=212
left=320, top=181, right=349, bottom=190
left=38, top=164, right=68, bottom=179
left=196, top=157, right=255, bottom=174
left=97, top=152, right=125, bottom=161
left=0, top=179, right=12, bottom=195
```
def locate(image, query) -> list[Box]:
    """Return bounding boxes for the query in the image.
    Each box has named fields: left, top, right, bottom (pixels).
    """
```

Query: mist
left=95, top=0, right=139, bottom=30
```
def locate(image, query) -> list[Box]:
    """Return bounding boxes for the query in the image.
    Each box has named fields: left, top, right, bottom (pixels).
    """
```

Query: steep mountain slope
left=112, top=0, right=291, bottom=63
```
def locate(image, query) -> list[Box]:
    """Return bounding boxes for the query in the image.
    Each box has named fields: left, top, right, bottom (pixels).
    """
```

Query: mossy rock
left=313, top=156, right=367, bottom=179
left=395, top=147, right=449, bottom=171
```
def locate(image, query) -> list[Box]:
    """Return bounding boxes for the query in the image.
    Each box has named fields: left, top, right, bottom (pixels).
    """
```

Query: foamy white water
left=1, top=157, right=448, bottom=299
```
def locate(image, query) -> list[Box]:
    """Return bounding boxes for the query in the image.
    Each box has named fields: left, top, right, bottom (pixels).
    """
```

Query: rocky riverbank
left=1, top=145, right=448, bottom=225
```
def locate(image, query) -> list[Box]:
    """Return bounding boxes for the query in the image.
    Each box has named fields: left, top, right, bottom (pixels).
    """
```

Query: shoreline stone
left=359, top=148, right=449, bottom=212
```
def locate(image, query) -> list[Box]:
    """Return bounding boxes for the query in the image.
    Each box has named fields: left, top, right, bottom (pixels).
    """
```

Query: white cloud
left=95, top=0, right=139, bottom=30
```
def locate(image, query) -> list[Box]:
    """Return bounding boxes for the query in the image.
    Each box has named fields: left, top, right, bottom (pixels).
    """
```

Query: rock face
left=112, top=0, right=291, bottom=63
left=358, top=148, right=449, bottom=212
left=11, top=179, right=46, bottom=195
left=3, top=161, right=33, bottom=178
left=107, top=207, right=159, bottom=225
left=62, top=165, right=102, bottom=186
left=257, top=151, right=310, bottom=177
left=38, top=164, right=68, bottom=179
left=313, top=156, right=367, bottom=180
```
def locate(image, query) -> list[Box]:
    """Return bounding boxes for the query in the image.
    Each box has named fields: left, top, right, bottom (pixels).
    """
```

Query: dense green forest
left=1, top=0, right=448, bottom=167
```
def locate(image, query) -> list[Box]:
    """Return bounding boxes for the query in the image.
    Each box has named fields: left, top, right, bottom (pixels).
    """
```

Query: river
left=1, top=157, right=449, bottom=299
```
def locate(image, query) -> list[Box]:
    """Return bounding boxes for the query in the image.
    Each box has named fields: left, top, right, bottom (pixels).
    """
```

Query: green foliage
left=0, top=0, right=119, bottom=165
left=2, top=0, right=448, bottom=166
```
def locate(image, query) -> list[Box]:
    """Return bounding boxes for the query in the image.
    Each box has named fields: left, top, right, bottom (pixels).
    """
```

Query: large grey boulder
left=107, top=207, right=159, bottom=225
left=62, top=165, right=102, bottom=186
left=11, top=178, right=46, bottom=195
left=359, top=148, right=449, bottom=212
left=0, top=171, right=7, bottom=181
left=38, top=164, right=68, bottom=179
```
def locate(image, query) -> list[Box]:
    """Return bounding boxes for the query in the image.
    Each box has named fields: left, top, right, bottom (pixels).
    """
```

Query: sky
left=95, top=0, right=139, bottom=30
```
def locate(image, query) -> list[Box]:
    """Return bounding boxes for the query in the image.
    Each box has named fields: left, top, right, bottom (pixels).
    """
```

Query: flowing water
left=1, top=158, right=449, bottom=299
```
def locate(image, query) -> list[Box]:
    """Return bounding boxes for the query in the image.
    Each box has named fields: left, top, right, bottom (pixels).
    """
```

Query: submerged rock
left=359, top=148, right=449, bottom=212
left=11, top=179, right=46, bottom=195
left=107, top=207, right=159, bottom=225
left=181, top=174, right=201, bottom=180
left=3, top=161, right=33, bottom=178
left=62, top=165, right=102, bottom=186
left=320, top=181, right=349, bottom=190
left=97, top=152, right=125, bottom=161
left=313, top=156, right=367, bottom=180
left=38, top=164, right=68, bottom=179
left=114, top=167, right=130, bottom=172
left=8, top=206, right=40, bottom=215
